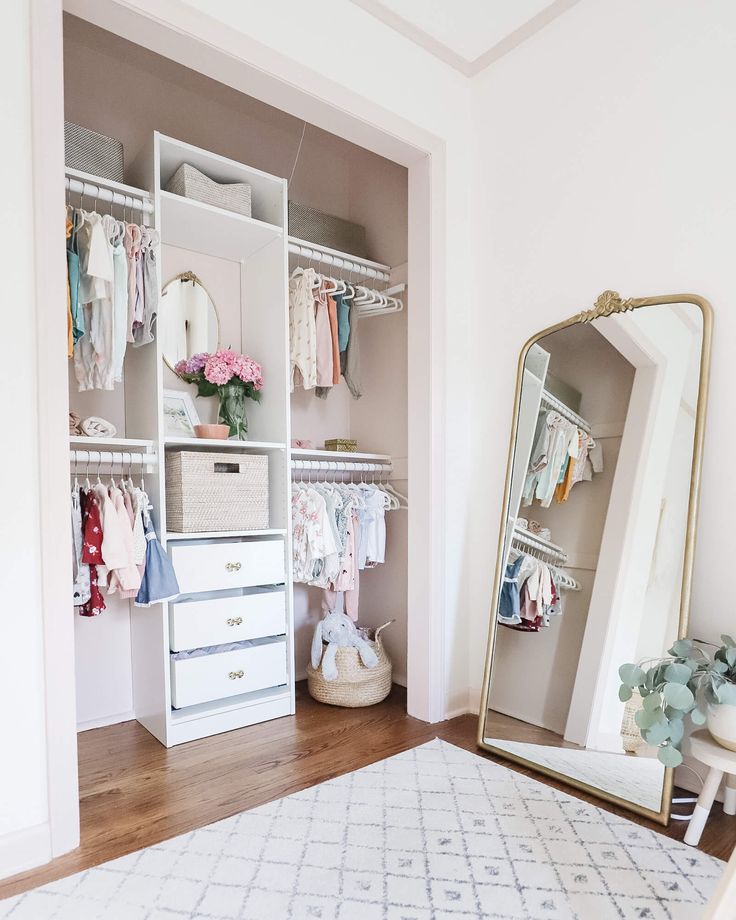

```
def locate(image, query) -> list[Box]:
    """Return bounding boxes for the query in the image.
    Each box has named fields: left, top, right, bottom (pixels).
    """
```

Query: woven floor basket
left=166, top=163, right=252, bottom=218
left=307, top=621, right=393, bottom=707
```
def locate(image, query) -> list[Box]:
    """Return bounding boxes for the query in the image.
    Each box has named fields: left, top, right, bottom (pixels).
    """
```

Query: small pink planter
left=194, top=424, right=231, bottom=440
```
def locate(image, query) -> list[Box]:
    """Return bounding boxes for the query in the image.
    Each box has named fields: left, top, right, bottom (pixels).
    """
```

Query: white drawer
left=170, top=639, right=287, bottom=709
left=170, top=539, right=285, bottom=595
left=169, top=592, right=286, bottom=651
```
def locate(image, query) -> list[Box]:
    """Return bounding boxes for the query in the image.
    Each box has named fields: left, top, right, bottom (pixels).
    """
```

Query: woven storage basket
left=621, top=691, right=646, bottom=752
left=288, top=202, right=368, bottom=258
left=166, top=450, right=268, bottom=533
left=324, top=439, right=357, bottom=452
left=64, top=121, right=124, bottom=182
left=166, top=163, right=252, bottom=217
left=307, top=621, right=393, bottom=707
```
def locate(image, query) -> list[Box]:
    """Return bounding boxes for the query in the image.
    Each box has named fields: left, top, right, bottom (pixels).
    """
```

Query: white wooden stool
left=684, top=730, right=736, bottom=846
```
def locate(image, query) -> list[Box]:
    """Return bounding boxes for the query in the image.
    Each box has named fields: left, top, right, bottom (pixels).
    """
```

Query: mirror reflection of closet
left=161, top=271, right=220, bottom=370
left=479, top=293, right=711, bottom=824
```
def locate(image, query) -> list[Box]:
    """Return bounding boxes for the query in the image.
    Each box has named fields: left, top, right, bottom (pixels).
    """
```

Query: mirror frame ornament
left=160, top=270, right=221, bottom=372
left=476, top=291, right=713, bottom=825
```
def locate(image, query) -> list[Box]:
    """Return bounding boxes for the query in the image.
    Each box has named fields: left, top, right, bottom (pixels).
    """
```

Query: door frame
left=32, top=0, right=449, bottom=858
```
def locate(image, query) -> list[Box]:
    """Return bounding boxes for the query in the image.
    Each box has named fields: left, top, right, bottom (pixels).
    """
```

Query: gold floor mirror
left=477, top=291, right=712, bottom=824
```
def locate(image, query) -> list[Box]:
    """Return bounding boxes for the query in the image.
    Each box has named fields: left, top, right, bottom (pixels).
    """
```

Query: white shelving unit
left=115, top=133, right=295, bottom=747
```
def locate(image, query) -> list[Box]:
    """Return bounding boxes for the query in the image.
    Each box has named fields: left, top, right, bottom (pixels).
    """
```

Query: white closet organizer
left=67, top=134, right=295, bottom=746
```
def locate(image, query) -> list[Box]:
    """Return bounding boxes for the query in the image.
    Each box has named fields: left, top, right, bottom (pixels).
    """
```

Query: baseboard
left=0, top=823, right=52, bottom=881
left=77, top=710, right=135, bottom=732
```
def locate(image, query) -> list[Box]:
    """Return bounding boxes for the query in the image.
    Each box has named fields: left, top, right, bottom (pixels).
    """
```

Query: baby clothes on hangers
left=79, top=488, right=106, bottom=617
left=314, top=282, right=334, bottom=388
left=341, top=287, right=362, bottom=399
left=109, top=219, right=128, bottom=383
left=289, top=268, right=318, bottom=391
left=124, top=222, right=143, bottom=342
left=71, top=484, right=91, bottom=606
left=133, top=227, right=160, bottom=347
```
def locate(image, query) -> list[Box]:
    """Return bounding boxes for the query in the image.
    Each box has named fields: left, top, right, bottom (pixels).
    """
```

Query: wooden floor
left=2, top=683, right=734, bottom=900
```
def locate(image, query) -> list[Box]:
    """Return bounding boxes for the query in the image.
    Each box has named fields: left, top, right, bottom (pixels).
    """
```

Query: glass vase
left=218, top=383, right=248, bottom=440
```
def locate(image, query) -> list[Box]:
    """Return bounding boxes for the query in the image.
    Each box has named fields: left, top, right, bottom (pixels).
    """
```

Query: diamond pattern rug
left=0, top=739, right=724, bottom=919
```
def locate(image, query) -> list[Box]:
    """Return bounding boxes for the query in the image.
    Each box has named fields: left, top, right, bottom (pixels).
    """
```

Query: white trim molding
left=0, top=824, right=52, bottom=882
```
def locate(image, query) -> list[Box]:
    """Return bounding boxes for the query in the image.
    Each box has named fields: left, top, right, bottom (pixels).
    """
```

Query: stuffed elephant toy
left=311, top=610, right=379, bottom=681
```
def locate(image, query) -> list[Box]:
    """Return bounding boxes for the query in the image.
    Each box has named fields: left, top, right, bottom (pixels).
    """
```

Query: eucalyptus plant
left=618, top=636, right=736, bottom=767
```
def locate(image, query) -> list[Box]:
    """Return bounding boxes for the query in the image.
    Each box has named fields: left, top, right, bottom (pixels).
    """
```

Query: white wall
left=468, top=0, right=736, bottom=718
left=0, top=0, right=54, bottom=878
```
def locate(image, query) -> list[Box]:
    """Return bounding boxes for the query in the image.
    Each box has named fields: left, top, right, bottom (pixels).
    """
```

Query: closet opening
left=61, top=10, right=415, bottom=743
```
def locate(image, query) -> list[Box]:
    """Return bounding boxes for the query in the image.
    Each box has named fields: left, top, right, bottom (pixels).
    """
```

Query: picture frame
left=162, top=389, right=200, bottom=438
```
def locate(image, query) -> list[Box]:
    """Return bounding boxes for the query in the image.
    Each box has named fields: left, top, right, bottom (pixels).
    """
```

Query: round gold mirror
left=160, top=271, right=220, bottom=370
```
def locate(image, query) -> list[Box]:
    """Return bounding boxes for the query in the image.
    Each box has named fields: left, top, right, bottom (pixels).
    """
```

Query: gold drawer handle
left=226, top=617, right=244, bottom=627
left=225, top=562, right=242, bottom=572
left=228, top=670, right=244, bottom=680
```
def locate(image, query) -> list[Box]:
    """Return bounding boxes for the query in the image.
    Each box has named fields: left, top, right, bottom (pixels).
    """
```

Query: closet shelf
left=166, top=529, right=287, bottom=541
left=512, top=525, right=567, bottom=561
left=160, top=191, right=282, bottom=262
left=65, top=167, right=154, bottom=215
left=164, top=437, right=286, bottom=451
left=69, top=435, right=155, bottom=450
left=290, top=448, right=392, bottom=462
left=288, top=237, right=391, bottom=283
left=541, top=389, right=591, bottom=433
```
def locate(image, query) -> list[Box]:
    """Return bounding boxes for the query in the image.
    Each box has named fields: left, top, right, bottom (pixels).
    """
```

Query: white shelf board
left=166, top=529, right=287, bottom=541
left=160, top=191, right=283, bottom=262
left=69, top=436, right=155, bottom=450
left=164, top=437, right=286, bottom=451
left=290, top=448, right=392, bottom=462
left=65, top=167, right=152, bottom=203
left=157, top=132, right=286, bottom=227
left=288, top=236, right=391, bottom=280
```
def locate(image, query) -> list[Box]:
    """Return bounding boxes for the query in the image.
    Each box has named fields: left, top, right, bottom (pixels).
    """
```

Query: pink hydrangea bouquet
left=174, top=350, right=263, bottom=440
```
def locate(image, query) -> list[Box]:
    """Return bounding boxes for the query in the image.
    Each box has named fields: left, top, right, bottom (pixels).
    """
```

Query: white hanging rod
left=288, top=237, right=391, bottom=283
left=291, top=459, right=392, bottom=473
left=70, top=449, right=157, bottom=466
left=541, top=389, right=591, bottom=433
left=65, top=168, right=155, bottom=216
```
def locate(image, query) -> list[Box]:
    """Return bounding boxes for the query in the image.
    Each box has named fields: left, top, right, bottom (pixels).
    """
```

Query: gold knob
left=228, top=670, right=244, bottom=680
left=226, top=617, right=244, bottom=627
left=225, top=562, right=242, bottom=572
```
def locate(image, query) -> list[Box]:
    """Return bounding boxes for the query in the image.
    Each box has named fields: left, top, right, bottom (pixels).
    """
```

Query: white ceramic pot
left=706, top=703, right=736, bottom=751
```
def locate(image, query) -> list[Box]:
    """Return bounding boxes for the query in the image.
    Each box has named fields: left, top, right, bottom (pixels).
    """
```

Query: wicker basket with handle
left=166, top=163, right=252, bottom=218
left=166, top=450, right=268, bottom=533
left=307, top=621, right=393, bottom=707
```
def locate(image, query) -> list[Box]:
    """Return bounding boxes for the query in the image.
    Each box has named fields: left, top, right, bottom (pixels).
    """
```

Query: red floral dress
left=79, top=489, right=106, bottom=617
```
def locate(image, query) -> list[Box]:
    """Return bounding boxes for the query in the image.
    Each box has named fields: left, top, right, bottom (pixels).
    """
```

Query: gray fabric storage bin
left=288, top=202, right=368, bottom=257
left=166, top=163, right=252, bottom=218
left=64, top=122, right=124, bottom=182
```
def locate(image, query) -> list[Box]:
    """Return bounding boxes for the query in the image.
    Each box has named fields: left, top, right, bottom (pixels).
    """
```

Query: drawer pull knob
left=225, top=562, right=242, bottom=572
left=226, top=617, right=244, bottom=627
left=228, top=670, right=245, bottom=680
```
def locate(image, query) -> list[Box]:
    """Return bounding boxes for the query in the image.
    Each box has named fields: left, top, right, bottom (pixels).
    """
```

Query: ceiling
left=350, top=0, right=580, bottom=75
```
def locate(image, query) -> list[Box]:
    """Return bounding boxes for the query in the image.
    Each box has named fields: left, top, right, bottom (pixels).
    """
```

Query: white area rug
left=0, top=740, right=723, bottom=919
left=486, top=738, right=666, bottom=812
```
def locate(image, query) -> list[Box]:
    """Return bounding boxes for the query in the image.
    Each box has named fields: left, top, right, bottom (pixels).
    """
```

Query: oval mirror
left=160, top=271, right=220, bottom=370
